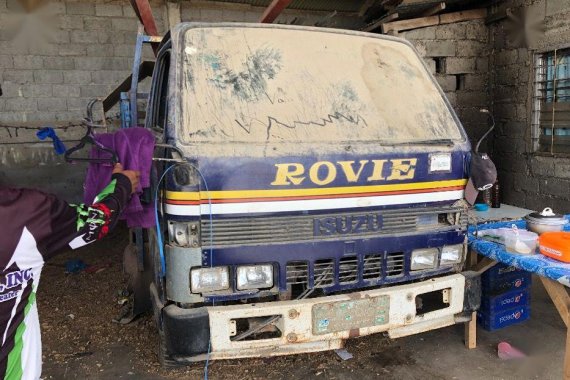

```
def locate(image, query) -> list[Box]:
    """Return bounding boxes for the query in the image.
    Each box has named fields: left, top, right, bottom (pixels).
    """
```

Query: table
left=466, top=211, right=570, bottom=379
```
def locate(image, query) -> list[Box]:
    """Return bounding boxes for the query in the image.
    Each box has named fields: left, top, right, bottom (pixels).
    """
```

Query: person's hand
left=112, top=163, right=140, bottom=194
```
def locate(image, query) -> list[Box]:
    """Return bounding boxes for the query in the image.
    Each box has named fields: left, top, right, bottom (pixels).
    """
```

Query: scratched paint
left=179, top=27, right=462, bottom=147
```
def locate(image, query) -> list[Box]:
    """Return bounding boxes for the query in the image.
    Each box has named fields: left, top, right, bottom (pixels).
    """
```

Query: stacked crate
left=477, top=263, right=532, bottom=331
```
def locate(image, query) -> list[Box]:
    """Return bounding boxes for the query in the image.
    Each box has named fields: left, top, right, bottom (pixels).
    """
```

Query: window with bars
left=532, top=48, right=570, bottom=154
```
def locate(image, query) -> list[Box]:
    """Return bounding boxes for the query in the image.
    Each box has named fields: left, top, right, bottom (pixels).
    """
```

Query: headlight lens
left=236, top=265, right=273, bottom=290
left=441, top=245, right=463, bottom=265
left=190, top=267, right=230, bottom=293
left=411, top=248, right=438, bottom=270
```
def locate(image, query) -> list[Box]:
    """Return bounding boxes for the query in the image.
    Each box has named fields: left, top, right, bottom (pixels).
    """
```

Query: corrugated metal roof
left=207, top=0, right=367, bottom=13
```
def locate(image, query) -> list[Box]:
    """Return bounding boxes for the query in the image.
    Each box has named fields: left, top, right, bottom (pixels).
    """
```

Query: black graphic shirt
left=0, top=173, right=131, bottom=380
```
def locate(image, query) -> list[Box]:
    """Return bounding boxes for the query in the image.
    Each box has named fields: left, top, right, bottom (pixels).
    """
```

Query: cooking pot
left=525, top=208, right=567, bottom=234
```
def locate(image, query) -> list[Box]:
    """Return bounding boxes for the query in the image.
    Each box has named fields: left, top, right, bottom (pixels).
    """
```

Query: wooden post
left=540, top=277, right=570, bottom=327
left=465, top=311, right=477, bottom=349
left=565, top=326, right=570, bottom=380
left=259, top=0, right=293, bottom=23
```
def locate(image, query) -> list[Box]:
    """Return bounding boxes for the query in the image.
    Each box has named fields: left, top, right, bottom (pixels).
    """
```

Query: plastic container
left=525, top=208, right=567, bottom=235
left=539, top=232, right=570, bottom=263
left=482, top=271, right=531, bottom=295
left=481, top=288, right=530, bottom=313
left=484, top=263, right=526, bottom=279
left=477, top=304, right=530, bottom=331
left=503, top=225, right=538, bottom=255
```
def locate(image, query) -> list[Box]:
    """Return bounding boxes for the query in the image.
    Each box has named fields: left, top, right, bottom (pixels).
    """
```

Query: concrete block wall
left=0, top=0, right=360, bottom=199
left=400, top=20, right=491, bottom=146
left=489, top=0, right=570, bottom=212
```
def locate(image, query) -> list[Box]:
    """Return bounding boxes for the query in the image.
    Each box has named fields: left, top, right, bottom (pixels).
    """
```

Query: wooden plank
left=259, top=0, right=293, bottom=23
left=473, top=257, right=497, bottom=275
left=382, top=14, right=439, bottom=33
left=565, top=327, right=570, bottom=380
left=439, top=9, right=487, bottom=24
left=540, top=277, right=570, bottom=328
left=464, top=311, right=477, bottom=349
left=382, top=9, right=487, bottom=34
left=420, top=2, right=446, bottom=17
left=363, top=12, right=399, bottom=32
left=359, top=0, right=377, bottom=17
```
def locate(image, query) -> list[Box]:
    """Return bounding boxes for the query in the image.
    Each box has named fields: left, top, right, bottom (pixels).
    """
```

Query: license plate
left=312, top=295, right=390, bottom=335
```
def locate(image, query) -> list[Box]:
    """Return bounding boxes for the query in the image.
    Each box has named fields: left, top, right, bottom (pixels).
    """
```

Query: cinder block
left=23, top=84, right=53, bottom=98
left=444, top=91, right=457, bottom=107
left=87, top=44, right=116, bottom=57
left=58, top=44, right=87, bottom=56
left=401, top=26, right=437, bottom=40
left=554, top=160, right=570, bottom=179
left=456, top=40, right=488, bottom=57
left=79, top=84, right=113, bottom=98
left=0, top=40, right=29, bottom=55
left=3, top=70, right=33, bottom=84
left=540, top=178, right=570, bottom=199
left=0, top=55, right=13, bottom=69
left=63, top=70, right=92, bottom=85
left=530, top=156, right=555, bottom=177
left=425, top=40, right=456, bottom=57
left=43, top=56, right=75, bottom=70
left=28, top=43, right=59, bottom=56
left=112, top=44, right=136, bottom=57
left=476, top=57, right=489, bottom=71
left=14, top=55, right=43, bottom=70
left=4, top=98, right=37, bottom=112
left=84, top=17, right=112, bottom=30
left=495, top=49, right=518, bottom=66
left=445, top=57, right=476, bottom=74
left=464, top=74, right=487, bottom=90
left=52, top=84, right=80, bottom=98
left=200, top=8, right=223, bottom=22
left=222, top=9, right=246, bottom=22
left=59, top=15, right=84, bottom=30
left=0, top=111, right=26, bottom=124
left=123, top=4, right=136, bottom=18
left=37, top=98, right=67, bottom=111
left=91, top=70, right=131, bottom=85
left=435, top=23, right=467, bottom=39
left=110, top=17, right=138, bottom=32
left=55, top=110, right=83, bottom=122
left=67, top=97, right=92, bottom=111
left=456, top=91, right=486, bottom=107
left=435, top=75, right=456, bottom=92
left=95, top=3, right=123, bottom=17
left=515, top=176, right=540, bottom=193
left=74, top=57, right=130, bottom=71
left=465, top=22, right=488, bottom=41
left=34, top=70, right=63, bottom=84
left=70, top=31, right=100, bottom=44
left=67, top=2, right=95, bottom=15
left=0, top=82, right=22, bottom=97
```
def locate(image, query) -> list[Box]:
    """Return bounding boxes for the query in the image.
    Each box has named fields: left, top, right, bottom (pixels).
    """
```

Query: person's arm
left=35, top=164, right=140, bottom=259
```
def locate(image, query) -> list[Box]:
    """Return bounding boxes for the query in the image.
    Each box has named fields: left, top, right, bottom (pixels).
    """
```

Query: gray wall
left=0, top=0, right=360, bottom=200
left=400, top=20, right=490, bottom=147
left=489, top=0, right=570, bottom=213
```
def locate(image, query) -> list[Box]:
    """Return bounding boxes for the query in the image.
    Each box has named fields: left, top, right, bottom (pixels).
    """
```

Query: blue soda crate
left=484, top=263, right=526, bottom=279
left=481, top=288, right=530, bottom=313
left=477, top=304, right=530, bottom=331
left=482, top=271, right=531, bottom=295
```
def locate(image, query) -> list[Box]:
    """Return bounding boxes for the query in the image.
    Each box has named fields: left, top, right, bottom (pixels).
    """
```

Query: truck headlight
left=441, top=245, right=463, bottom=265
left=411, top=248, right=438, bottom=271
left=236, top=265, right=273, bottom=290
left=190, top=267, right=230, bottom=293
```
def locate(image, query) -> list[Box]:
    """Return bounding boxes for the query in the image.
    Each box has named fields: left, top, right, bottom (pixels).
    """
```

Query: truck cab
left=144, top=22, right=477, bottom=365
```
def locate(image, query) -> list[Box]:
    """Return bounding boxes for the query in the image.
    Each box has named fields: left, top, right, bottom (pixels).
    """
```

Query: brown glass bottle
left=491, top=181, right=500, bottom=208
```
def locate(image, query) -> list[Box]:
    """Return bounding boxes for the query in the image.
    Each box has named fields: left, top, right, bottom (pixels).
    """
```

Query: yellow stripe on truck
left=165, top=179, right=467, bottom=201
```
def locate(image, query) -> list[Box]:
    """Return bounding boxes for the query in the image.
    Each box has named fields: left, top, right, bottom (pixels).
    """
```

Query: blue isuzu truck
left=135, top=23, right=478, bottom=365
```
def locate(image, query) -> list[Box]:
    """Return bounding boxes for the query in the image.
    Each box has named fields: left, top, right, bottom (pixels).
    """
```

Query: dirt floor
left=39, top=225, right=566, bottom=380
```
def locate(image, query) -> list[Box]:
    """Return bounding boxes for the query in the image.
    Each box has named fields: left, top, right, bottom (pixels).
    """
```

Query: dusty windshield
left=179, top=26, right=462, bottom=144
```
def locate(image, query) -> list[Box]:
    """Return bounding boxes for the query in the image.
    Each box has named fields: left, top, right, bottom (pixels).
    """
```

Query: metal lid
left=526, top=208, right=566, bottom=225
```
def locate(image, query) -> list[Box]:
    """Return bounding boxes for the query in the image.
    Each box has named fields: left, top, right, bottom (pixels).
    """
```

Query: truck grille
left=285, top=251, right=406, bottom=289
left=201, top=205, right=467, bottom=248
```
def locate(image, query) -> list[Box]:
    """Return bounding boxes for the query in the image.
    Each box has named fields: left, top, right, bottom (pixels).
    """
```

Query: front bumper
left=156, top=273, right=477, bottom=362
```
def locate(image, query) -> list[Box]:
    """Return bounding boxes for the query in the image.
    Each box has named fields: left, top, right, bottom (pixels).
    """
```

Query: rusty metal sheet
left=312, top=295, right=390, bottom=335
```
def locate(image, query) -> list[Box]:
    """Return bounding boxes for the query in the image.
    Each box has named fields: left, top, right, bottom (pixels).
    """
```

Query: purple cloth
left=83, top=127, right=155, bottom=228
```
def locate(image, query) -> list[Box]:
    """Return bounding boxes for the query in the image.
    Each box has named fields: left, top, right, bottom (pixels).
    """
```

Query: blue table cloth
left=468, top=216, right=570, bottom=287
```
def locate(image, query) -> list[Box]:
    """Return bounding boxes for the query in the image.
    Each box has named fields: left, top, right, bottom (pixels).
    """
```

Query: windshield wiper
left=389, top=139, right=455, bottom=146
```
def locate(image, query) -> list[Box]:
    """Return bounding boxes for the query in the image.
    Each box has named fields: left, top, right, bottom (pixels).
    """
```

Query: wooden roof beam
left=421, top=2, right=446, bottom=17
left=382, top=8, right=487, bottom=34
left=259, top=0, right=294, bottom=23
left=362, top=12, right=399, bottom=32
